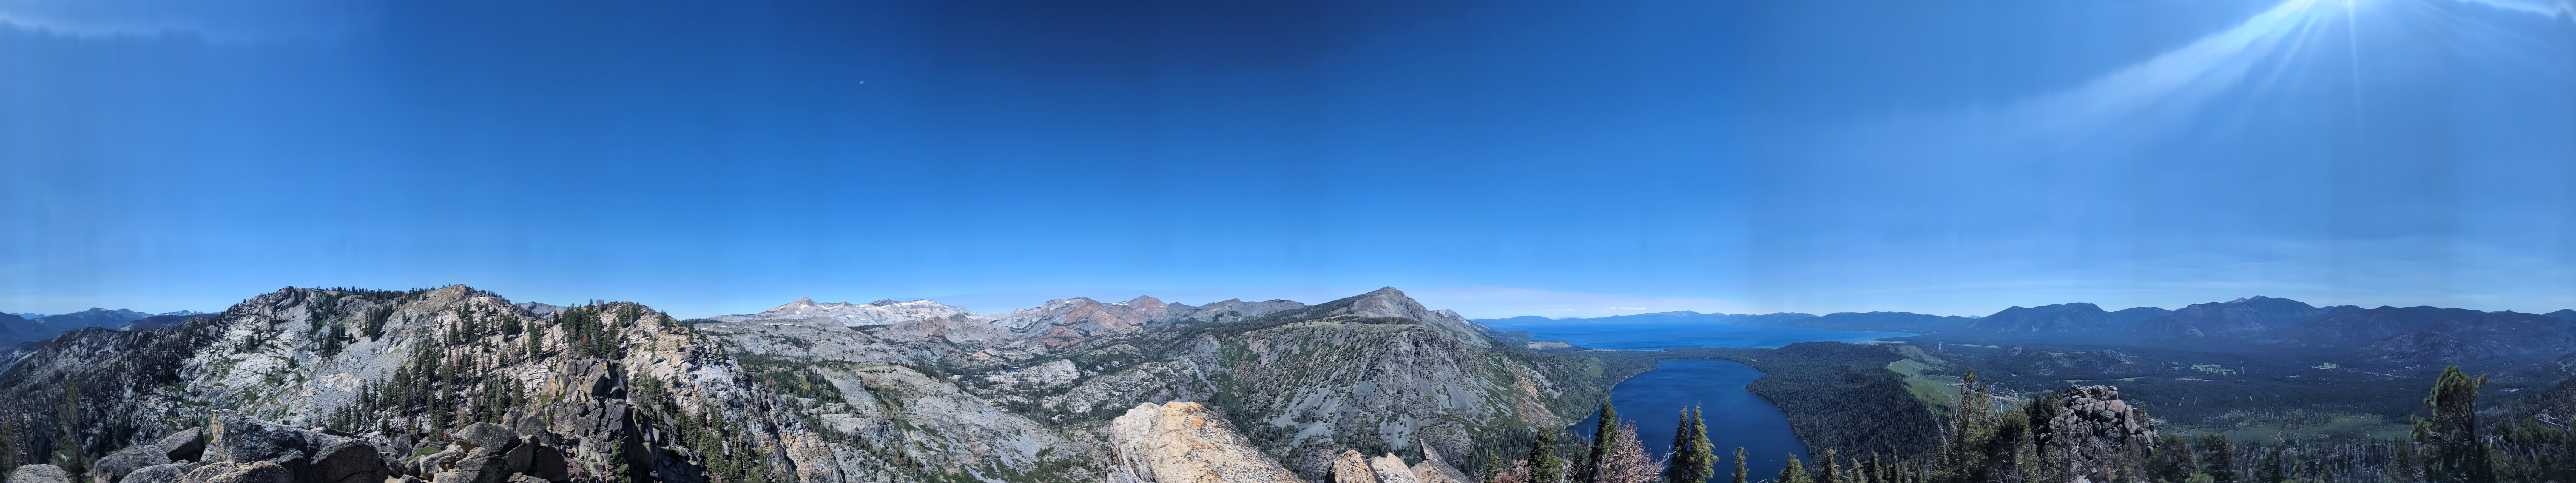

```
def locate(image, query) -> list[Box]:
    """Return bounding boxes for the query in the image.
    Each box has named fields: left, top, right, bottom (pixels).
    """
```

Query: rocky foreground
left=0, top=286, right=1627, bottom=483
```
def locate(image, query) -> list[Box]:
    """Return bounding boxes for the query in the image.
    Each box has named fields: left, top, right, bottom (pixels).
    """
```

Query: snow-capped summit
left=708, top=297, right=982, bottom=326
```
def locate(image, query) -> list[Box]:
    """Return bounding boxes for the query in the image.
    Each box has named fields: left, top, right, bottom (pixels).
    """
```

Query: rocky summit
left=0, top=286, right=1620, bottom=483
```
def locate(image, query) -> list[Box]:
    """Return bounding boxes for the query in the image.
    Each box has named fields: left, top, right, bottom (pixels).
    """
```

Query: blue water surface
left=1571, top=359, right=1806, bottom=476
left=1490, top=321, right=1910, bottom=477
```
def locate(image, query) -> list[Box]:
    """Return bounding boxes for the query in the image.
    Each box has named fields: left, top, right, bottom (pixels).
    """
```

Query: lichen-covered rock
left=1106, top=402, right=1306, bottom=483
left=306, top=439, right=388, bottom=483
left=95, top=444, right=178, bottom=483
left=445, top=425, right=516, bottom=454
left=210, top=411, right=322, bottom=464
left=158, top=429, right=207, bottom=463
left=9, top=465, right=73, bottom=483
left=1325, top=451, right=1375, bottom=483
left=2031, top=385, right=2158, bottom=483
left=1407, top=443, right=1471, bottom=483
left=1364, top=454, right=1418, bottom=483
left=212, top=464, right=292, bottom=483
left=193, top=462, right=292, bottom=483
left=121, top=465, right=189, bottom=483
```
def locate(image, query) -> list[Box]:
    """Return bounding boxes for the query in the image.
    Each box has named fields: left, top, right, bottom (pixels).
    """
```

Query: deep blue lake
left=1484, top=320, right=1911, bottom=475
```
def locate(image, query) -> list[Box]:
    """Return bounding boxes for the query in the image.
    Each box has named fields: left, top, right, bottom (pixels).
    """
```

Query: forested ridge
left=1475, top=364, right=2575, bottom=483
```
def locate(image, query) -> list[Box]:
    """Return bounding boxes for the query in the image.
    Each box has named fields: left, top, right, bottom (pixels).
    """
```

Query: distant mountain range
left=0, top=308, right=211, bottom=346
left=1475, top=297, right=2576, bottom=364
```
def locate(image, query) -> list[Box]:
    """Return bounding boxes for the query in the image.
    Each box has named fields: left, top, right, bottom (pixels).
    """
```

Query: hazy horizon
left=9, top=0, right=2572, bottom=318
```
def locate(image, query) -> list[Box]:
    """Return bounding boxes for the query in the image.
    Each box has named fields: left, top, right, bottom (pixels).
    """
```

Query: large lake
left=1483, top=320, right=1910, bottom=474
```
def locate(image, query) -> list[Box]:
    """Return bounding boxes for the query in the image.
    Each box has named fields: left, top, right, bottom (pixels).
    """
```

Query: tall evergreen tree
left=1732, top=447, right=1749, bottom=483
left=1818, top=449, right=1841, bottom=483
left=1530, top=430, right=1567, bottom=483
left=1581, top=401, right=1619, bottom=483
left=2196, top=433, right=2237, bottom=483
left=2415, top=367, right=2492, bottom=483
left=1778, top=455, right=1813, bottom=483
left=1863, top=453, right=1883, bottom=483
left=1667, top=407, right=1716, bottom=483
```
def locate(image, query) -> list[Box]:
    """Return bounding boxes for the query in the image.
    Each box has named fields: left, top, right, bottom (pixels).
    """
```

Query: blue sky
left=5, top=0, right=2572, bottom=318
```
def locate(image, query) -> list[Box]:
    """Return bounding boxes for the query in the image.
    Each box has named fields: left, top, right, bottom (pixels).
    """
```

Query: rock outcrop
left=1106, top=402, right=1305, bottom=483
left=91, top=444, right=175, bottom=483
left=116, top=465, right=189, bottom=483
left=2031, top=386, right=2158, bottom=483
left=158, top=429, right=207, bottom=463
left=4, top=285, right=1620, bottom=483
left=8, top=465, right=71, bottom=483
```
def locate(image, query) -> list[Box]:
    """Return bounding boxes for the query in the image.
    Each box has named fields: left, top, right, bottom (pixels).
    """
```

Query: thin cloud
left=0, top=0, right=382, bottom=41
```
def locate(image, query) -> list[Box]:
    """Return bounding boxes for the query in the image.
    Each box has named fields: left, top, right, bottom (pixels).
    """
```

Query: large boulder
left=1326, top=451, right=1375, bottom=483
left=121, top=465, right=189, bottom=483
left=158, top=429, right=207, bottom=463
left=1408, top=443, right=1470, bottom=483
left=1364, top=454, right=1417, bottom=483
left=409, top=451, right=458, bottom=479
left=1104, top=402, right=1306, bottom=483
left=207, top=411, right=314, bottom=464
left=8, top=465, right=73, bottom=483
left=204, top=411, right=387, bottom=483
left=445, top=425, right=516, bottom=454
left=306, top=439, right=388, bottom=483
left=95, top=445, right=178, bottom=483
left=198, top=463, right=292, bottom=483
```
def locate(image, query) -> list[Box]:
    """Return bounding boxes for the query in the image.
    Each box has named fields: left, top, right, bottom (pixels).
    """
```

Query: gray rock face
left=446, top=425, right=517, bottom=454
left=2032, top=385, right=2158, bottom=483
left=1364, top=454, right=1418, bottom=483
left=1408, top=443, right=1470, bottom=483
left=8, top=465, right=73, bottom=483
left=198, top=462, right=293, bottom=483
left=158, top=429, right=207, bottom=463
left=121, top=465, right=189, bottom=483
left=95, top=444, right=178, bottom=483
left=1326, top=451, right=1375, bottom=483
left=210, top=411, right=319, bottom=464
left=201, top=412, right=386, bottom=483
left=1105, top=402, right=1306, bottom=483
left=306, top=439, right=388, bottom=483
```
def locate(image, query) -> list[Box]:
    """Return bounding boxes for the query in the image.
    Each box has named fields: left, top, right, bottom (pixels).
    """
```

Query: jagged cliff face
left=0, top=286, right=918, bottom=483
left=696, top=287, right=1607, bottom=479
left=3, top=286, right=1607, bottom=483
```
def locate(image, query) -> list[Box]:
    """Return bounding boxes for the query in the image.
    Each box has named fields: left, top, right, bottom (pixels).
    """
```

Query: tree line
left=1477, top=366, right=2573, bottom=483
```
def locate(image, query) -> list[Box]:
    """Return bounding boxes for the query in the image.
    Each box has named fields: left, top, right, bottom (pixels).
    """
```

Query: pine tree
left=1732, top=447, right=1749, bottom=483
left=1818, top=449, right=1841, bottom=483
left=1863, top=453, right=1883, bottom=483
left=1581, top=401, right=1619, bottom=483
left=1530, top=430, right=1566, bottom=483
left=1779, top=455, right=1813, bottom=483
left=2196, top=433, right=2237, bottom=483
left=1666, top=407, right=1717, bottom=483
left=2415, top=366, right=2492, bottom=483
left=0, top=402, right=17, bottom=470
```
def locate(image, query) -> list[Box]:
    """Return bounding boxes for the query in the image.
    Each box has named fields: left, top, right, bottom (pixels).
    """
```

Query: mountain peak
left=712, top=296, right=977, bottom=326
